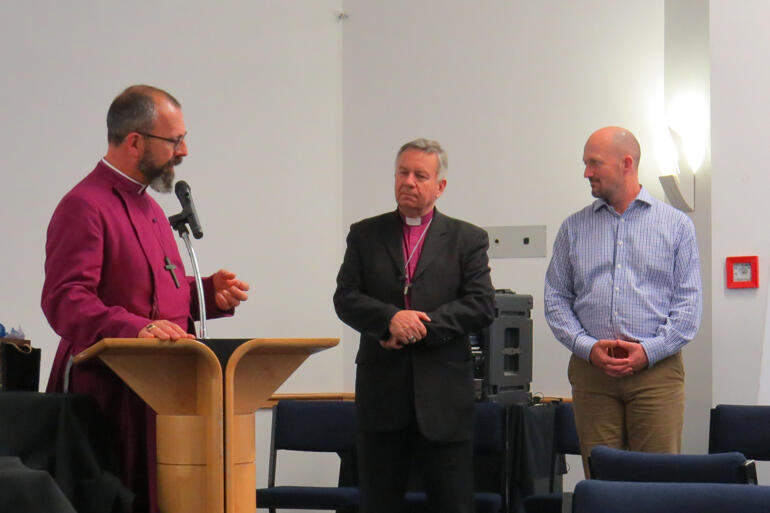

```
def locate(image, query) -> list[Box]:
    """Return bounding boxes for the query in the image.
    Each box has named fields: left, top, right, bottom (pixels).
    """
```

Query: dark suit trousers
left=356, top=419, right=474, bottom=513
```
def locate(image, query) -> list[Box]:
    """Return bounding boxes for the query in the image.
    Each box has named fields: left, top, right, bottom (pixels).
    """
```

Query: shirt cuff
left=639, top=337, right=666, bottom=367
left=574, top=334, right=598, bottom=361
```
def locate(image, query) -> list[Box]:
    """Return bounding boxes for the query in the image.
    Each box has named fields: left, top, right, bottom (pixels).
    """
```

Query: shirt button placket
left=612, top=216, right=625, bottom=329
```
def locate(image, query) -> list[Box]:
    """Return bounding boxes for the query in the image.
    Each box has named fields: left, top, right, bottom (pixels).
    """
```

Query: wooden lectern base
left=74, top=337, right=338, bottom=513
left=231, top=413, right=257, bottom=513
left=156, top=414, right=216, bottom=513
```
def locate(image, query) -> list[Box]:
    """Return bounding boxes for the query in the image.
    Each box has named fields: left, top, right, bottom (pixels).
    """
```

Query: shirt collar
left=101, top=158, right=148, bottom=194
left=592, top=185, right=652, bottom=214
left=399, top=208, right=434, bottom=227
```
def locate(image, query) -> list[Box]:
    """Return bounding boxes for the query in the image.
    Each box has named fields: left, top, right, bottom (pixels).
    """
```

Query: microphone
left=174, top=180, right=203, bottom=239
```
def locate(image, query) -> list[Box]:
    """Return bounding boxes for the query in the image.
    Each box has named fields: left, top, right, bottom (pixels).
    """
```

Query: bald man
left=544, top=126, right=702, bottom=474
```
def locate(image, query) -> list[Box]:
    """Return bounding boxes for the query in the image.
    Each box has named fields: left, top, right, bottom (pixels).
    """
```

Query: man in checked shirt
left=544, top=126, right=702, bottom=475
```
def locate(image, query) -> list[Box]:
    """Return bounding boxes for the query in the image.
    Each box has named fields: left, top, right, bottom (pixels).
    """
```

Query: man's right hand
left=589, top=339, right=634, bottom=378
left=389, top=310, right=431, bottom=344
left=138, top=320, right=196, bottom=341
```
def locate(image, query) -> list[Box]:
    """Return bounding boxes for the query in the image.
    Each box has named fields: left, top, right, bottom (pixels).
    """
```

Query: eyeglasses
left=137, top=131, right=187, bottom=151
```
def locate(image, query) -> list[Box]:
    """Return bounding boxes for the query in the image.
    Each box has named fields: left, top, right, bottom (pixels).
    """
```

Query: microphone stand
left=169, top=212, right=207, bottom=339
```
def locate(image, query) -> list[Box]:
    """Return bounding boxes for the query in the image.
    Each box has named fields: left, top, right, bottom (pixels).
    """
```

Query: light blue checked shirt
left=544, top=187, right=702, bottom=366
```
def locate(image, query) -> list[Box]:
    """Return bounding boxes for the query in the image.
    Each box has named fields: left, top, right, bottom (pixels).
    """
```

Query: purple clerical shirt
left=401, top=209, right=434, bottom=309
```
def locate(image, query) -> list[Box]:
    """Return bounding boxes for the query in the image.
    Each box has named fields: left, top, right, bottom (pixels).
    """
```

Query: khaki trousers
left=568, top=351, right=685, bottom=476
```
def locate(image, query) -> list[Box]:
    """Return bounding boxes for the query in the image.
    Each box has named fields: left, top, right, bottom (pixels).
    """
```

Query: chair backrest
left=474, top=401, right=506, bottom=454
left=554, top=401, right=580, bottom=455
left=571, top=480, right=770, bottom=513
left=589, top=445, right=754, bottom=484
left=272, top=400, right=356, bottom=452
left=266, top=400, right=356, bottom=488
left=709, top=404, right=770, bottom=461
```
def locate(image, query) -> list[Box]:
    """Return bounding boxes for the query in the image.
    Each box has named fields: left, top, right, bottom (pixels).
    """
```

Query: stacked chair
left=589, top=445, right=757, bottom=484
left=563, top=441, right=760, bottom=513
left=570, top=480, right=770, bottom=513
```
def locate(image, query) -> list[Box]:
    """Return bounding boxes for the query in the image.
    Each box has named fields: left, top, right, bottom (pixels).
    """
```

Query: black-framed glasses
left=137, top=131, right=187, bottom=151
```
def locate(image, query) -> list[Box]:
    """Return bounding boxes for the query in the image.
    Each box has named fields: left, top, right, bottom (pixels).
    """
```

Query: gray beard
left=148, top=170, right=174, bottom=193
left=139, top=156, right=181, bottom=193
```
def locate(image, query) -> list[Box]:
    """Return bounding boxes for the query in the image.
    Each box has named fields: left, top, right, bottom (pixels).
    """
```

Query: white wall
left=710, top=0, right=770, bottom=405
left=0, top=0, right=344, bottom=494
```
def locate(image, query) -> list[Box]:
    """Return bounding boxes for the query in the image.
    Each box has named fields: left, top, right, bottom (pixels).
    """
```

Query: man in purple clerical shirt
left=334, top=139, right=495, bottom=513
left=42, top=85, right=250, bottom=513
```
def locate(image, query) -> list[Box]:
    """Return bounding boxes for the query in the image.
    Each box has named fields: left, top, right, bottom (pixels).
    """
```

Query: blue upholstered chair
left=256, top=400, right=359, bottom=512
left=522, top=401, right=581, bottom=513
left=709, top=404, right=770, bottom=463
left=257, top=400, right=507, bottom=513
left=570, top=480, right=770, bottom=513
left=589, top=445, right=757, bottom=484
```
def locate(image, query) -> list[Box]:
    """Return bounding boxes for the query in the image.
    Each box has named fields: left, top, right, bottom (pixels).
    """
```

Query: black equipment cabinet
left=472, top=289, right=533, bottom=406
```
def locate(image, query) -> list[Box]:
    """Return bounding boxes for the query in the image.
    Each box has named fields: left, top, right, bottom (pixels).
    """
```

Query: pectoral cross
left=164, top=257, right=180, bottom=288
left=403, top=279, right=411, bottom=296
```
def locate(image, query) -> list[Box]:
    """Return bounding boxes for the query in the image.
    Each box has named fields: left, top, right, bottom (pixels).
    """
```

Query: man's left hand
left=389, top=310, right=430, bottom=344
left=615, top=339, right=649, bottom=373
left=212, top=269, right=250, bottom=310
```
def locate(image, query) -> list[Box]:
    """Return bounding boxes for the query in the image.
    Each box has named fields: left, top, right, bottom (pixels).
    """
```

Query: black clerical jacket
left=334, top=209, right=495, bottom=442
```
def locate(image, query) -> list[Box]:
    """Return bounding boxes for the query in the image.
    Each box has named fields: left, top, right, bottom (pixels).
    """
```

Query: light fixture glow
left=653, top=124, right=679, bottom=177
left=667, top=92, right=708, bottom=173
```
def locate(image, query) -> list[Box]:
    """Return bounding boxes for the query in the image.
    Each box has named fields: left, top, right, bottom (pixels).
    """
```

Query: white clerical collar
left=101, top=158, right=148, bottom=194
left=400, top=209, right=434, bottom=226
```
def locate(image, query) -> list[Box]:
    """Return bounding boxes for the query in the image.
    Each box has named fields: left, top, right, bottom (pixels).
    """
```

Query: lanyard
left=402, top=219, right=432, bottom=296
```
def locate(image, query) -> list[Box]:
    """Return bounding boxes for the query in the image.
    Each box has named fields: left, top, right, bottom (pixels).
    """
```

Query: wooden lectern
left=73, top=337, right=338, bottom=513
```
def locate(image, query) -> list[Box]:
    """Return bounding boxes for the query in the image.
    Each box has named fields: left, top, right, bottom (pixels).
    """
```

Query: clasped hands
left=138, top=269, right=249, bottom=341
left=590, top=338, right=649, bottom=378
left=380, top=309, right=431, bottom=350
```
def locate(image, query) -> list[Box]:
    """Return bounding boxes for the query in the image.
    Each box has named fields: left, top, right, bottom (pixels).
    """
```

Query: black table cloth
left=0, top=392, right=133, bottom=513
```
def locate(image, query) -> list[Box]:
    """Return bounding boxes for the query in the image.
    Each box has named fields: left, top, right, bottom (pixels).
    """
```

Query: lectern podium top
left=74, top=337, right=339, bottom=369
left=72, top=338, right=340, bottom=415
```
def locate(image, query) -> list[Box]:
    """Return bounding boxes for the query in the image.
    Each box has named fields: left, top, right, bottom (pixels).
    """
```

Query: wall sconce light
left=658, top=92, right=707, bottom=213
left=659, top=127, right=695, bottom=212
